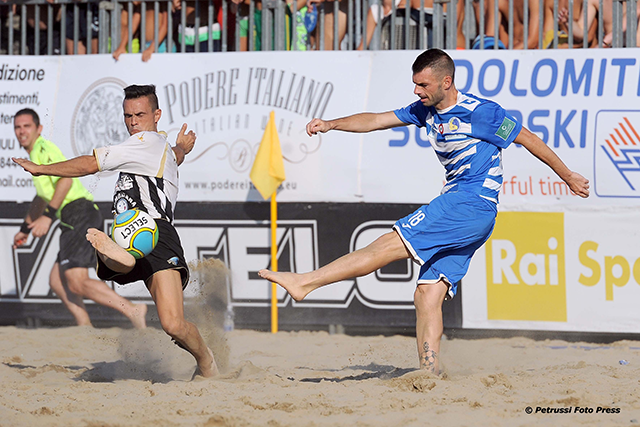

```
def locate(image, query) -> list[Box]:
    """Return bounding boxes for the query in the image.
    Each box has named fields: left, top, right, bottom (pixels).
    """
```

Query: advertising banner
left=463, top=210, right=640, bottom=333
left=0, top=57, right=59, bottom=201
left=0, top=201, right=461, bottom=329
left=1, top=50, right=638, bottom=332
left=2, top=49, right=640, bottom=207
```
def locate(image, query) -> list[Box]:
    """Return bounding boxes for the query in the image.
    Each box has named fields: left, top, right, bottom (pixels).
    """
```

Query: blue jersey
left=394, top=92, right=522, bottom=204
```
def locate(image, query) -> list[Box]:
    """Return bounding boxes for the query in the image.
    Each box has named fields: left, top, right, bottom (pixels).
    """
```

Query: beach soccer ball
left=111, top=209, right=159, bottom=259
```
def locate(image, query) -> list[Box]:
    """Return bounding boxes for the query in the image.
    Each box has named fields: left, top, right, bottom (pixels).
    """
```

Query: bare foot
left=193, top=347, right=219, bottom=379
left=76, top=319, right=93, bottom=327
left=86, top=228, right=135, bottom=271
left=128, top=303, right=147, bottom=329
left=68, top=306, right=93, bottom=327
left=257, top=270, right=309, bottom=301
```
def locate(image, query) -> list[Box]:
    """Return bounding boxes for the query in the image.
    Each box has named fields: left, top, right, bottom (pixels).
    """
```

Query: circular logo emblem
left=448, top=117, right=460, bottom=132
left=71, top=78, right=130, bottom=156
left=438, top=123, right=444, bottom=134
left=115, top=198, right=129, bottom=214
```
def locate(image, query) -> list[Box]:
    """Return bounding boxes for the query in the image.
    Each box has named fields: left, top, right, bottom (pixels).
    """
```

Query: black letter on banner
left=164, top=84, right=177, bottom=124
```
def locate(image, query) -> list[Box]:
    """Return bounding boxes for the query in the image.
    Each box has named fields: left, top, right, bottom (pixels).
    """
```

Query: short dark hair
left=123, top=84, right=159, bottom=111
left=15, top=108, right=40, bottom=127
left=412, top=49, right=455, bottom=81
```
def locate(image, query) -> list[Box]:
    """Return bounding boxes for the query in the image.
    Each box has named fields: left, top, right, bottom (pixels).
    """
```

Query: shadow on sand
left=296, top=363, right=417, bottom=383
left=74, top=360, right=187, bottom=383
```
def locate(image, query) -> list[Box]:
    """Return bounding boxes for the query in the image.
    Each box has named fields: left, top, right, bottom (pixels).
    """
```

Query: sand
left=1, top=324, right=640, bottom=427
left=1, top=260, right=639, bottom=426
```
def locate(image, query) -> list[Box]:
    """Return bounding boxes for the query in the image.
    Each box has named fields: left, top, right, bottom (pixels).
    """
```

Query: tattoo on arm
left=421, top=342, right=438, bottom=373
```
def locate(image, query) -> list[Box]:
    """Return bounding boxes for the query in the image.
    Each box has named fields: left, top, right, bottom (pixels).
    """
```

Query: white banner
left=2, top=50, right=640, bottom=332
left=463, top=210, right=640, bottom=333
left=2, top=50, right=640, bottom=207
left=0, top=57, right=60, bottom=200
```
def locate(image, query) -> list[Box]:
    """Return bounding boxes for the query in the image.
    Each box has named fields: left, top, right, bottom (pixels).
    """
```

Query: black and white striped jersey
left=93, top=131, right=179, bottom=223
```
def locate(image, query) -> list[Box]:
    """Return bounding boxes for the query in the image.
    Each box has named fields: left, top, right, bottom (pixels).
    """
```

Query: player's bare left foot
left=86, top=228, right=135, bottom=270
left=257, top=270, right=310, bottom=301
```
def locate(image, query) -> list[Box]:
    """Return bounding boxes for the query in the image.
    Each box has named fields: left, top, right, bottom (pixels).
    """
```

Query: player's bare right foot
left=86, top=228, right=135, bottom=271
left=257, top=270, right=309, bottom=301
left=193, top=347, right=219, bottom=379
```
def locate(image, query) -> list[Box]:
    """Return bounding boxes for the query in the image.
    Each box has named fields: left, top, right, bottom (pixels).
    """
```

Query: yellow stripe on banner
left=270, top=192, right=278, bottom=334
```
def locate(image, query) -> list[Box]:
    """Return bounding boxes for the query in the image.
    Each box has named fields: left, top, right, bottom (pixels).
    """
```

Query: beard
left=421, top=88, right=446, bottom=108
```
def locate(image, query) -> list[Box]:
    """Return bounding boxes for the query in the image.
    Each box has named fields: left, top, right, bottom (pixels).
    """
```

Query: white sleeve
left=93, top=132, right=169, bottom=178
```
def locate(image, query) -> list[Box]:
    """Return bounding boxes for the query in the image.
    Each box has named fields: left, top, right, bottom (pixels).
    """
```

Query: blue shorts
left=393, top=191, right=497, bottom=299
left=145, top=40, right=176, bottom=53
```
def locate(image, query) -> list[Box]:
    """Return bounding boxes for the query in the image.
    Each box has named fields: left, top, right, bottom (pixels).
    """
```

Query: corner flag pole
left=270, top=192, right=278, bottom=334
left=249, top=110, right=285, bottom=335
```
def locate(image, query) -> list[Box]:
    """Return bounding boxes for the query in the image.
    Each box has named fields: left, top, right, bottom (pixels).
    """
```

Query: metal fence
left=0, top=0, right=636, bottom=56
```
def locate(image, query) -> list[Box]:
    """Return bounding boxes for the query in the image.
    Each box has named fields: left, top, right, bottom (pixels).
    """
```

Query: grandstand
left=1, top=0, right=639, bottom=339
left=0, top=0, right=636, bottom=55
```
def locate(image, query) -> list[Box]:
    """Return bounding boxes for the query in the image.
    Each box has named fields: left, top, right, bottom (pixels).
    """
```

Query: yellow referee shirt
left=29, top=136, right=93, bottom=217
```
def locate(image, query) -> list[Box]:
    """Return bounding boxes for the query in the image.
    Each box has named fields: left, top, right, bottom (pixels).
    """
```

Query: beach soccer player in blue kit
left=259, top=48, right=590, bottom=373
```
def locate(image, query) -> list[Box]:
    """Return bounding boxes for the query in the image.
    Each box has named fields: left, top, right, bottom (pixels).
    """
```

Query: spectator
left=358, top=0, right=407, bottom=50
left=113, top=1, right=172, bottom=62
left=480, top=0, right=540, bottom=49
left=173, top=0, right=240, bottom=52
left=544, top=0, right=619, bottom=48
left=288, top=0, right=311, bottom=50
left=238, top=0, right=308, bottom=51
left=556, top=0, right=599, bottom=48
left=26, top=1, right=62, bottom=55
left=358, top=0, right=465, bottom=50
left=238, top=0, right=259, bottom=51
left=65, top=1, right=99, bottom=54
left=634, top=1, right=640, bottom=47
left=308, top=0, right=347, bottom=50
left=320, top=0, right=349, bottom=50
left=0, top=0, right=15, bottom=53
left=597, top=0, right=626, bottom=48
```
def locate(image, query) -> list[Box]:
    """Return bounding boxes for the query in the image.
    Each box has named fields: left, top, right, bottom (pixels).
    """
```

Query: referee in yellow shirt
left=12, top=109, right=147, bottom=328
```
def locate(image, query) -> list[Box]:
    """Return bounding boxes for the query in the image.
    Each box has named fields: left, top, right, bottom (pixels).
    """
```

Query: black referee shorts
left=96, top=219, right=190, bottom=289
left=57, top=198, right=101, bottom=275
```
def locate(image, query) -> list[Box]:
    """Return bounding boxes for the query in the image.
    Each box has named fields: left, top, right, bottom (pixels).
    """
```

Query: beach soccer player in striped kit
left=259, top=48, right=590, bottom=373
left=13, top=85, right=218, bottom=378
left=13, top=108, right=147, bottom=329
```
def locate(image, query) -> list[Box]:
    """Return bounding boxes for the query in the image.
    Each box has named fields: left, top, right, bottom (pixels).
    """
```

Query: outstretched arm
left=13, top=155, right=99, bottom=178
left=514, top=127, right=590, bottom=198
left=172, top=123, right=196, bottom=166
left=306, top=111, right=406, bottom=136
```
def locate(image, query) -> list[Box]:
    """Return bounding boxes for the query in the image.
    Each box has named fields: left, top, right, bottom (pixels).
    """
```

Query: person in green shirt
left=12, top=108, right=147, bottom=329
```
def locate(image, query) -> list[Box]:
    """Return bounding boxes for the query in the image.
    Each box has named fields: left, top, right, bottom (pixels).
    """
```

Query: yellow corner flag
left=250, top=111, right=286, bottom=199
left=250, top=111, right=286, bottom=334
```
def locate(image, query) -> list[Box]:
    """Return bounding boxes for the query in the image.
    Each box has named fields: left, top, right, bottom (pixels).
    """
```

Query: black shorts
left=96, top=219, right=190, bottom=289
left=57, top=198, right=101, bottom=274
left=65, top=3, right=99, bottom=40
